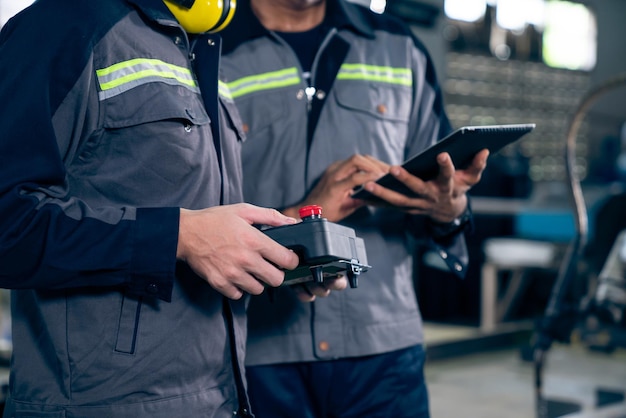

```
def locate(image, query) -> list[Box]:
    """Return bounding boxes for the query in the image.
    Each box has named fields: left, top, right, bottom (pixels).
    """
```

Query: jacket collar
left=124, top=0, right=178, bottom=24
left=328, top=0, right=375, bottom=38
left=221, top=0, right=375, bottom=54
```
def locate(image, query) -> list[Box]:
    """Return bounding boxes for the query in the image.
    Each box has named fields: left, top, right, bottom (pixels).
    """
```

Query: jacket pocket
left=231, top=89, right=287, bottom=139
left=81, top=85, right=211, bottom=167
left=100, top=84, right=210, bottom=129
left=115, top=293, right=142, bottom=355
left=72, top=84, right=218, bottom=207
left=333, top=81, right=411, bottom=123
left=332, top=81, right=412, bottom=159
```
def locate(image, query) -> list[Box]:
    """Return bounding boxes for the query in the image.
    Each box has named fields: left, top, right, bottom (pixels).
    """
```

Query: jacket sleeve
left=407, top=214, right=470, bottom=279
left=0, top=13, right=177, bottom=301
left=403, top=31, right=471, bottom=278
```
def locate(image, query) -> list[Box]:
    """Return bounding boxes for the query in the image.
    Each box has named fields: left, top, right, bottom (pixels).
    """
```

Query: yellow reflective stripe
left=96, top=58, right=198, bottom=99
left=337, top=64, right=412, bottom=86
left=218, top=80, right=233, bottom=101
left=225, top=67, right=301, bottom=99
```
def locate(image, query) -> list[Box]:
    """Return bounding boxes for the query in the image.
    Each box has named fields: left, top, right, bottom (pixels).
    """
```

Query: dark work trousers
left=245, top=345, right=430, bottom=418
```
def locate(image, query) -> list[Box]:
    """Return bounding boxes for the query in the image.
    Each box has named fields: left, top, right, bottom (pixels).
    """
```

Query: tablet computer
left=351, top=123, right=535, bottom=202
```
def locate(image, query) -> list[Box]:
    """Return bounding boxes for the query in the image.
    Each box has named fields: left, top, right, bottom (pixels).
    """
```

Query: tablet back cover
left=352, top=123, right=535, bottom=202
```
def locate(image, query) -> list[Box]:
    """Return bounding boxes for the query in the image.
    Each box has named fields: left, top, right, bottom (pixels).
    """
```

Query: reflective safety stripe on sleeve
left=96, top=58, right=200, bottom=100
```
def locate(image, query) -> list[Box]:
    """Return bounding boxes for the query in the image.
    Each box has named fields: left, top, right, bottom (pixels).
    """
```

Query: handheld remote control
left=262, top=205, right=370, bottom=288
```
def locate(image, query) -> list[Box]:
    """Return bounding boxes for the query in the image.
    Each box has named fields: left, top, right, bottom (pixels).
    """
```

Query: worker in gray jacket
left=220, top=0, right=488, bottom=416
left=0, top=0, right=350, bottom=416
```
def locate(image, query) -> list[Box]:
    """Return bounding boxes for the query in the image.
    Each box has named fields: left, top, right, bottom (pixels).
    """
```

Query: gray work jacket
left=221, top=0, right=469, bottom=365
left=0, top=0, right=248, bottom=416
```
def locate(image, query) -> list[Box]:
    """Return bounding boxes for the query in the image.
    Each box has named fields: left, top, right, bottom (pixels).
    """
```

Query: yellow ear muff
left=164, top=0, right=236, bottom=34
left=209, top=0, right=236, bottom=33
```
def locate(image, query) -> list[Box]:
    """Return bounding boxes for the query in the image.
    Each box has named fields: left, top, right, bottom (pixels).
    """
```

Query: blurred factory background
left=1, top=0, right=626, bottom=416
left=387, top=1, right=626, bottom=417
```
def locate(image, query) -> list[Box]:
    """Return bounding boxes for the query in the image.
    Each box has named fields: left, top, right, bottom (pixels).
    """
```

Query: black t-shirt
left=276, top=24, right=329, bottom=83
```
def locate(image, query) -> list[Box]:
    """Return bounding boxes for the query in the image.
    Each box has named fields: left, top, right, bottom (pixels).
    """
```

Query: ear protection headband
left=164, top=0, right=236, bottom=33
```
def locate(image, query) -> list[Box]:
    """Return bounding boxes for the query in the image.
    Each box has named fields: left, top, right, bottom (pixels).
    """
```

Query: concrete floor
left=423, top=323, right=626, bottom=418
left=0, top=320, right=623, bottom=417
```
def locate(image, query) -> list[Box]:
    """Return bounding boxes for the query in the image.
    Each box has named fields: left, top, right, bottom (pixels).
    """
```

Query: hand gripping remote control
left=262, top=205, right=370, bottom=288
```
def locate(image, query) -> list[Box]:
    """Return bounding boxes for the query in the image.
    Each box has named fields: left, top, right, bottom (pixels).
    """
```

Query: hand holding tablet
left=351, top=123, right=535, bottom=203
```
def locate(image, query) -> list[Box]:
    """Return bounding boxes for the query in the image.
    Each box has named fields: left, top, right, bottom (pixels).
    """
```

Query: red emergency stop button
left=299, top=205, right=322, bottom=220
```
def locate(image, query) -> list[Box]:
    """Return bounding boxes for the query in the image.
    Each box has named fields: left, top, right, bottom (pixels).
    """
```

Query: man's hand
left=291, top=275, right=349, bottom=302
left=284, top=154, right=389, bottom=223
left=177, top=203, right=300, bottom=300
left=358, top=149, right=489, bottom=221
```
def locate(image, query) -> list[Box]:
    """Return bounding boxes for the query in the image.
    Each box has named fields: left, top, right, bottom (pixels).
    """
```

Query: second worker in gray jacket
left=221, top=0, right=489, bottom=416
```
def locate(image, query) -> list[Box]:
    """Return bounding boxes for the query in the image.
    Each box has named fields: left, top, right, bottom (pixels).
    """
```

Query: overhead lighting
left=496, top=0, right=545, bottom=31
left=543, top=0, right=597, bottom=70
left=444, top=0, right=487, bottom=23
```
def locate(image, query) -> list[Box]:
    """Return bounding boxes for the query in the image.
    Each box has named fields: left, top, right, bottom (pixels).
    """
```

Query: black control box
left=262, top=206, right=370, bottom=288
